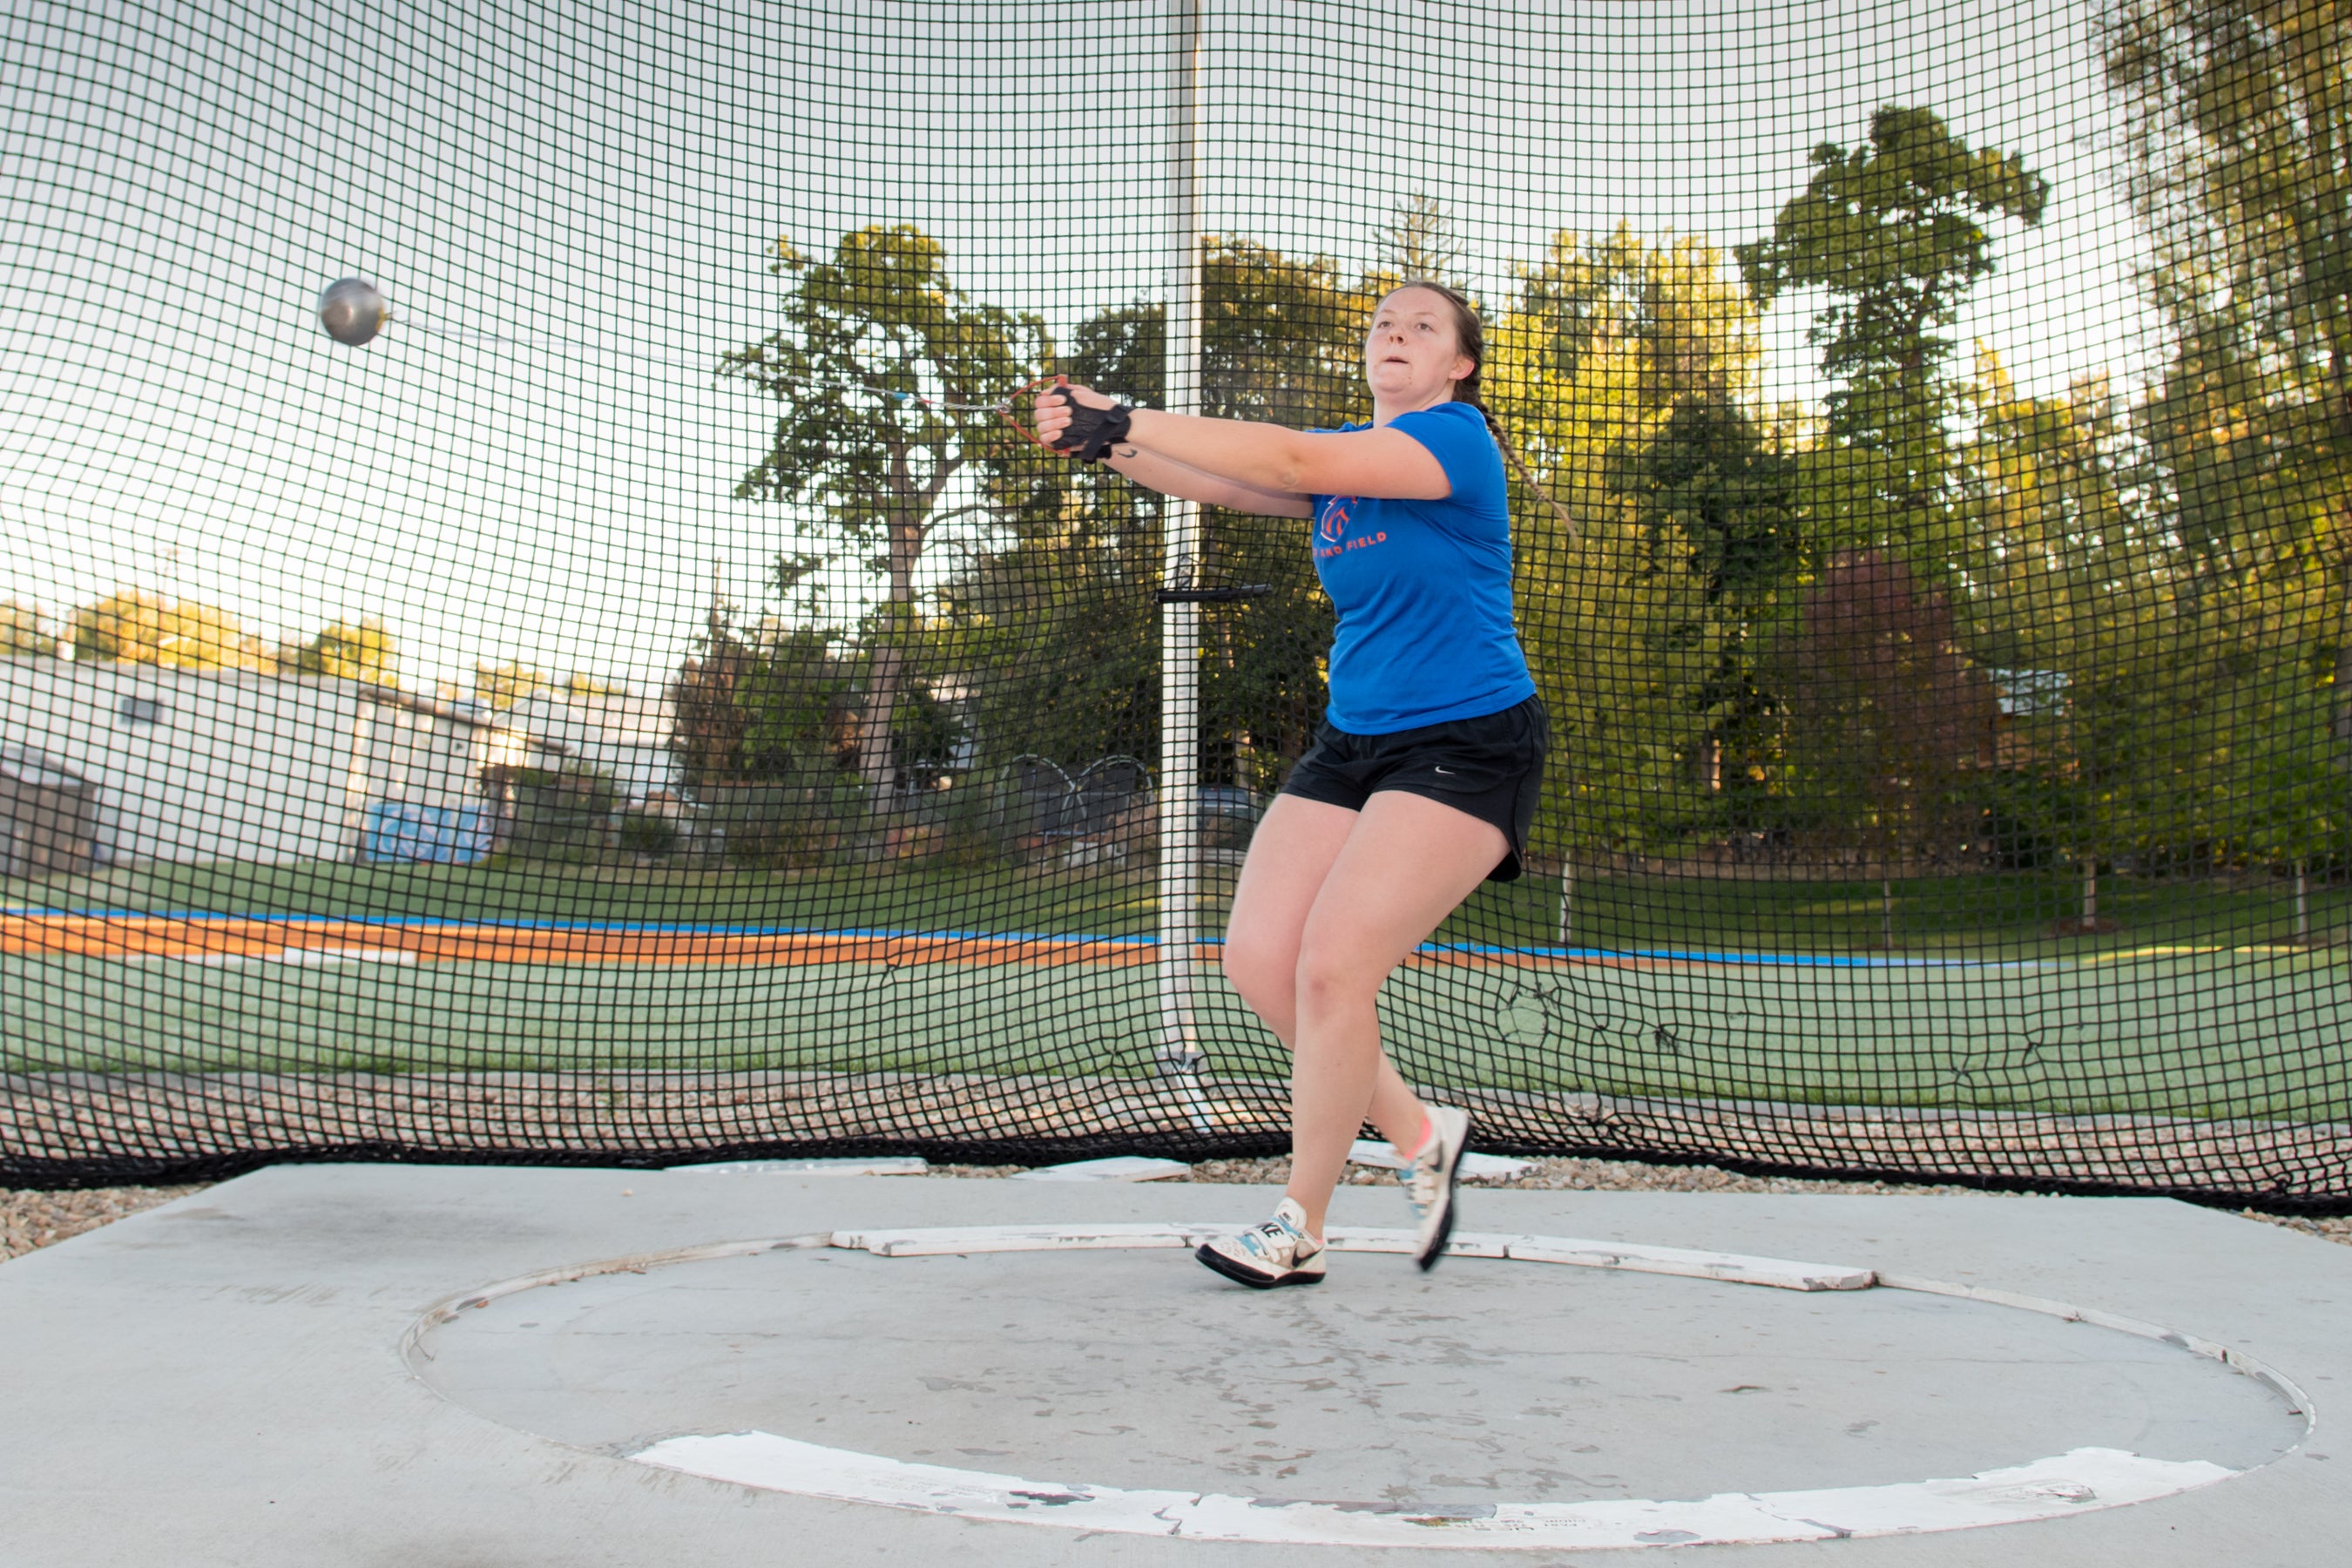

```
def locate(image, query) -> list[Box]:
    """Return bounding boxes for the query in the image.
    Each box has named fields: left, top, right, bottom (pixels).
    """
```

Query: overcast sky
left=1, top=0, right=2153, bottom=696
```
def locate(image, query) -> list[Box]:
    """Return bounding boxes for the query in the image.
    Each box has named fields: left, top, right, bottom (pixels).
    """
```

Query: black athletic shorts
left=1279, top=695, right=1551, bottom=882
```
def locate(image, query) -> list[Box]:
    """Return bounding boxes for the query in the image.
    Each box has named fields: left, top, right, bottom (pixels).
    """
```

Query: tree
left=0, top=601, right=56, bottom=656
left=474, top=659, right=551, bottom=712
left=666, top=595, right=757, bottom=791
left=736, top=553, right=861, bottom=781
left=1372, top=193, right=1470, bottom=292
left=736, top=623, right=862, bottom=776
left=1940, top=354, right=2156, bottom=885
left=888, top=683, right=968, bottom=787
left=2105, top=0, right=2352, bottom=413
left=943, top=500, right=1164, bottom=776
left=563, top=672, right=628, bottom=700
left=2105, top=2, right=2352, bottom=768
left=1606, top=395, right=1803, bottom=830
left=1190, top=240, right=1371, bottom=787
left=68, top=590, right=251, bottom=667
left=1489, top=226, right=1791, bottom=852
left=1774, top=551, right=1999, bottom=936
left=285, top=617, right=397, bottom=684
left=948, top=238, right=1369, bottom=788
left=722, top=224, right=1045, bottom=800
left=664, top=574, right=874, bottom=864
left=1737, top=105, right=2047, bottom=552
left=671, top=562, right=861, bottom=781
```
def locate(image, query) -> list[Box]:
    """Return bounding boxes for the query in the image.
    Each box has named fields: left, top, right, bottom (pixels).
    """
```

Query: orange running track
left=0, top=914, right=1166, bottom=968
left=0, top=914, right=1612, bottom=970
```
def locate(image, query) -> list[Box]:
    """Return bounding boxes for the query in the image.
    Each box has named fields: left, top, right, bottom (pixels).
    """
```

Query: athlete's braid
left=1470, top=401, right=1578, bottom=544
left=1390, top=280, right=1578, bottom=543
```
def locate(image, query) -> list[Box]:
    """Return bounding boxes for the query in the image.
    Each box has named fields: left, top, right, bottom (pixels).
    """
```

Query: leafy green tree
left=943, top=497, right=1163, bottom=775
left=667, top=561, right=845, bottom=783
left=1514, top=504, right=1723, bottom=857
left=1203, top=239, right=1375, bottom=421
left=474, top=659, right=551, bottom=712
left=0, top=601, right=56, bottom=656
left=1190, top=240, right=1372, bottom=787
left=722, top=224, right=1045, bottom=800
left=949, top=238, right=1366, bottom=788
left=1737, top=105, right=2047, bottom=555
left=1941, top=355, right=2143, bottom=880
left=739, top=621, right=863, bottom=780
left=2106, top=3, right=2352, bottom=777
left=286, top=617, right=397, bottom=683
left=1605, top=396, right=1804, bottom=831
left=889, top=683, right=969, bottom=786
left=562, top=671, right=628, bottom=700
left=1489, top=226, right=1789, bottom=853
left=665, top=578, right=872, bottom=862
left=939, top=301, right=1165, bottom=774
left=2106, top=0, right=2352, bottom=411
left=1951, top=356, right=2149, bottom=666
left=1945, top=341, right=2343, bottom=906
left=69, top=590, right=251, bottom=667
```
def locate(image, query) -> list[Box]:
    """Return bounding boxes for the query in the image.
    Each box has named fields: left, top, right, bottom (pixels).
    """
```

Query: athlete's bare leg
left=1223, top=799, right=1428, bottom=1163
left=1224, top=798, right=1423, bottom=1201
left=1224, top=790, right=1504, bottom=1238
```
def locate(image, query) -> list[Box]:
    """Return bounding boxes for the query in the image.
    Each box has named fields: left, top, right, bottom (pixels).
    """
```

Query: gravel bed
left=11, top=1071, right=2350, bottom=1207
left=2, top=1184, right=208, bottom=1263
left=7, top=1159, right=2345, bottom=1265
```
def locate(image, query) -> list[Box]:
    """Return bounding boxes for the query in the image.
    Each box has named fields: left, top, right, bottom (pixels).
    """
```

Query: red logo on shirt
left=1318, top=497, right=1355, bottom=544
left=1315, top=497, right=1388, bottom=561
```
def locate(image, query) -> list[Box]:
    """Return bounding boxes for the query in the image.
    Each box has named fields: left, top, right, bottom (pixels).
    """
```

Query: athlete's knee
left=1221, top=936, right=1290, bottom=1016
left=1292, top=936, right=1381, bottom=1017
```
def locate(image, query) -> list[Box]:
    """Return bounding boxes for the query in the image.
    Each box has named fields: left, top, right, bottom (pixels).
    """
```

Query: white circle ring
left=403, top=1221, right=2311, bottom=1551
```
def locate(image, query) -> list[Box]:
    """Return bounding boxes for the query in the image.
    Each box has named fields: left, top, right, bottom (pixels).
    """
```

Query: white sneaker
left=1195, top=1197, right=1327, bottom=1289
left=1400, top=1105, right=1472, bottom=1271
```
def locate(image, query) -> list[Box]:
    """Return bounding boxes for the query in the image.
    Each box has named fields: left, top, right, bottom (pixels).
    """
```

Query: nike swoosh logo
left=1433, top=767, right=1456, bottom=775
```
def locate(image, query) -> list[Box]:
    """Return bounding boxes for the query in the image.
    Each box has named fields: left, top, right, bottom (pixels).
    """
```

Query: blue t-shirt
left=1308, top=401, right=1537, bottom=733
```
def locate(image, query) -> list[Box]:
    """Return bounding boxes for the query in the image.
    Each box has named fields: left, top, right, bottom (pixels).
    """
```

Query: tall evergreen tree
left=1372, top=193, right=1470, bottom=292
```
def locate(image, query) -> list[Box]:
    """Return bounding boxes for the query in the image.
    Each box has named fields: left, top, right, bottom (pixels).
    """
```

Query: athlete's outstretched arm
left=1125, top=407, right=1450, bottom=500
left=1098, top=444, right=1314, bottom=518
left=1034, top=383, right=1451, bottom=503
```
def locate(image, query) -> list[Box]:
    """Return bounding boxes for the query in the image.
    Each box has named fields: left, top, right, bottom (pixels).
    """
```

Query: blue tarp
left=361, top=801, right=490, bottom=865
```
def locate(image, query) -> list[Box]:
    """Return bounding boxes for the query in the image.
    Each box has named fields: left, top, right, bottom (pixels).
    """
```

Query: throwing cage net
left=3, top=0, right=2347, bottom=1208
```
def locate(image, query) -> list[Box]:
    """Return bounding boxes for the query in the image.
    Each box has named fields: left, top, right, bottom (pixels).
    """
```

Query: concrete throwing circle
left=404, top=1222, right=2309, bottom=1551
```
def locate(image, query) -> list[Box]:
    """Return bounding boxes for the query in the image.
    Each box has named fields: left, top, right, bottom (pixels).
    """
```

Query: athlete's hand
left=1032, top=381, right=1119, bottom=452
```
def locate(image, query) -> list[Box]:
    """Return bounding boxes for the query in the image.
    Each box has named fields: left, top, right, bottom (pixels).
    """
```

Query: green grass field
left=7, top=856, right=2346, bottom=956
left=8, top=857, right=2342, bottom=1125
left=3, top=859, right=1175, bottom=938
left=6, top=942, right=2343, bottom=1122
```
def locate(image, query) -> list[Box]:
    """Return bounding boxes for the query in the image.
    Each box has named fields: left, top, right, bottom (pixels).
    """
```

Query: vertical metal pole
left=344, top=700, right=375, bottom=863
left=1157, top=0, right=1208, bottom=1085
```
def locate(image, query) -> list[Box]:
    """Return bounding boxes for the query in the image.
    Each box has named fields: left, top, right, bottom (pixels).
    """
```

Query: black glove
left=1051, top=388, right=1135, bottom=462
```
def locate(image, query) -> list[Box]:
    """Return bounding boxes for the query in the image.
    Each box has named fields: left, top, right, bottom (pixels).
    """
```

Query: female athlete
left=1033, top=281, right=1551, bottom=1288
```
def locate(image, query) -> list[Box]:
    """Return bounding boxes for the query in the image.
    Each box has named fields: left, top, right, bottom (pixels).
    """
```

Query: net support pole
left=1156, top=0, right=1213, bottom=1112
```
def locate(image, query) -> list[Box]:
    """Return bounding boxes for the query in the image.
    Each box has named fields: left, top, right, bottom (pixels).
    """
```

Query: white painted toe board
left=1008, top=1157, right=1192, bottom=1183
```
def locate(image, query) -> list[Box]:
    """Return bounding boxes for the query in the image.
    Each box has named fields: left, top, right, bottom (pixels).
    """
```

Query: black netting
left=3, top=0, right=2346, bottom=1209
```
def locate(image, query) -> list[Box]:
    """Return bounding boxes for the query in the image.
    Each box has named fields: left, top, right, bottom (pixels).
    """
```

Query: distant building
left=0, top=742, right=98, bottom=876
left=1989, top=668, right=2070, bottom=719
left=503, top=690, right=681, bottom=803
left=1988, top=668, right=2072, bottom=770
left=0, top=659, right=554, bottom=866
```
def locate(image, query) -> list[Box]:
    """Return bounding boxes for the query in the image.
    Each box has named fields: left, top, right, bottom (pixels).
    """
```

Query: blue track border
left=4, top=906, right=2057, bottom=967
